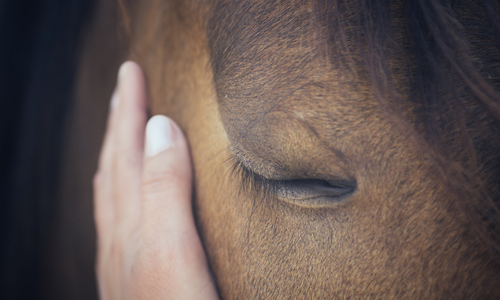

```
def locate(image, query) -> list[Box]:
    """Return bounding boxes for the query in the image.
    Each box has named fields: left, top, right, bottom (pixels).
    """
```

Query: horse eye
left=274, top=179, right=356, bottom=206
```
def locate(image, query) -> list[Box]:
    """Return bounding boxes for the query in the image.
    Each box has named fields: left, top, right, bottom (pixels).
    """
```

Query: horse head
left=119, top=0, right=500, bottom=298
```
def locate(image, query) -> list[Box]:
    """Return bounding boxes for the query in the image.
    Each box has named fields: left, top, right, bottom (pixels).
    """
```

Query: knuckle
left=94, top=212, right=108, bottom=236
left=109, top=235, right=124, bottom=263
left=142, top=166, right=183, bottom=197
left=113, top=149, right=141, bottom=173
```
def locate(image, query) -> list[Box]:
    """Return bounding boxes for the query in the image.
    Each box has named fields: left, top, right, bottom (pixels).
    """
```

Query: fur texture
left=57, top=0, right=500, bottom=298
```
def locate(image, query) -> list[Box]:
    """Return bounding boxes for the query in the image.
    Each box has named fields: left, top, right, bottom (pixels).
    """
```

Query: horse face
left=130, top=0, right=500, bottom=298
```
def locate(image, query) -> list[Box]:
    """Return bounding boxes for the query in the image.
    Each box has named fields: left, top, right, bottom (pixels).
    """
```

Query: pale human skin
left=93, top=61, right=219, bottom=300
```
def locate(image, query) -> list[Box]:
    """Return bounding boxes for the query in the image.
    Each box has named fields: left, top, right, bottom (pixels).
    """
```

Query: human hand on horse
left=93, top=61, right=219, bottom=300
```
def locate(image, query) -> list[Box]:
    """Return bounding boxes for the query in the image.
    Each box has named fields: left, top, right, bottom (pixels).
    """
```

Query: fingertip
left=118, top=61, right=141, bottom=82
left=116, top=61, right=148, bottom=113
left=145, top=115, right=178, bottom=157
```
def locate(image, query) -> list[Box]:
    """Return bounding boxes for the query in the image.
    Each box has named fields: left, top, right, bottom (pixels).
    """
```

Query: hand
left=93, top=61, right=219, bottom=300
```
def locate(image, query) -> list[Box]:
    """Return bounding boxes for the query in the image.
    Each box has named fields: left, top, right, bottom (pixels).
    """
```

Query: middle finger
left=112, top=61, right=148, bottom=226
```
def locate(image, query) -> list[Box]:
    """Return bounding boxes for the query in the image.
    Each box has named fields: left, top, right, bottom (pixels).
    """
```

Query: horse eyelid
left=228, top=153, right=278, bottom=198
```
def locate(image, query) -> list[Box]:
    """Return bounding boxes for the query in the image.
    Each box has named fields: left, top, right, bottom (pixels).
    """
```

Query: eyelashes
left=226, top=153, right=281, bottom=199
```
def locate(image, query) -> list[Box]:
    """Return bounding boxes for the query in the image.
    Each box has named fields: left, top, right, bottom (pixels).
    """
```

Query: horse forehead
left=209, top=0, right=377, bottom=137
left=209, top=0, right=316, bottom=103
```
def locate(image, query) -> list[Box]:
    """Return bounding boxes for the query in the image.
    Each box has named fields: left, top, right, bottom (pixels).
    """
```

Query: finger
left=112, top=61, right=148, bottom=226
left=94, top=84, right=120, bottom=300
left=97, top=88, right=119, bottom=175
left=94, top=88, right=119, bottom=246
left=142, top=116, right=193, bottom=228
left=139, top=115, right=219, bottom=299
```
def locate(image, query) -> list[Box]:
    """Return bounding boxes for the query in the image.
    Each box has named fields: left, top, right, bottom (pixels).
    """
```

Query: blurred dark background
left=0, top=0, right=96, bottom=298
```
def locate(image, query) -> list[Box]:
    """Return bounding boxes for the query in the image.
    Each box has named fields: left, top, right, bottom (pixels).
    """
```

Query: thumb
left=142, top=115, right=192, bottom=217
left=139, top=115, right=218, bottom=299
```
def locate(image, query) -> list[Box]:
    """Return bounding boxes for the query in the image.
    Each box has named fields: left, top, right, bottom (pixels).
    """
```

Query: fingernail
left=145, top=115, right=176, bottom=157
left=118, top=61, right=129, bottom=82
left=111, top=62, right=129, bottom=110
left=110, top=89, right=119, bottom=109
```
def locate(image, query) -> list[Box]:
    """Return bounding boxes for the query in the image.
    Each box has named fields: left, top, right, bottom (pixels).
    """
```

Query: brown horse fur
left=52, top=0, right=500, bottom=298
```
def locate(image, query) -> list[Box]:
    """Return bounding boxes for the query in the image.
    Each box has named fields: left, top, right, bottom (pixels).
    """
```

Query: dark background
left=0, top=1, right=96, bottom=298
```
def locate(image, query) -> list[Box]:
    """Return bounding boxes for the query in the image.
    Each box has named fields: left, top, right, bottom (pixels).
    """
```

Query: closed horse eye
left=274, top=178, right=356, bottom=206
left=231, top=155, right=356, bottom=206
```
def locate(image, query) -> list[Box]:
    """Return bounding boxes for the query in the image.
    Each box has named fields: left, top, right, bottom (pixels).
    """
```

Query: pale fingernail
left=110, top=89, right=119, bottom=109
left=111, top=62, right=129, bottom=109
left=118, top=61, right=129, bottom=82
left=145, top=115, right=176, bottom=157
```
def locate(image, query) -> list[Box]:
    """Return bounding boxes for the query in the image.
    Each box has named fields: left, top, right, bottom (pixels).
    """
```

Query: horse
left=38, top=0, right=500, bottom=298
